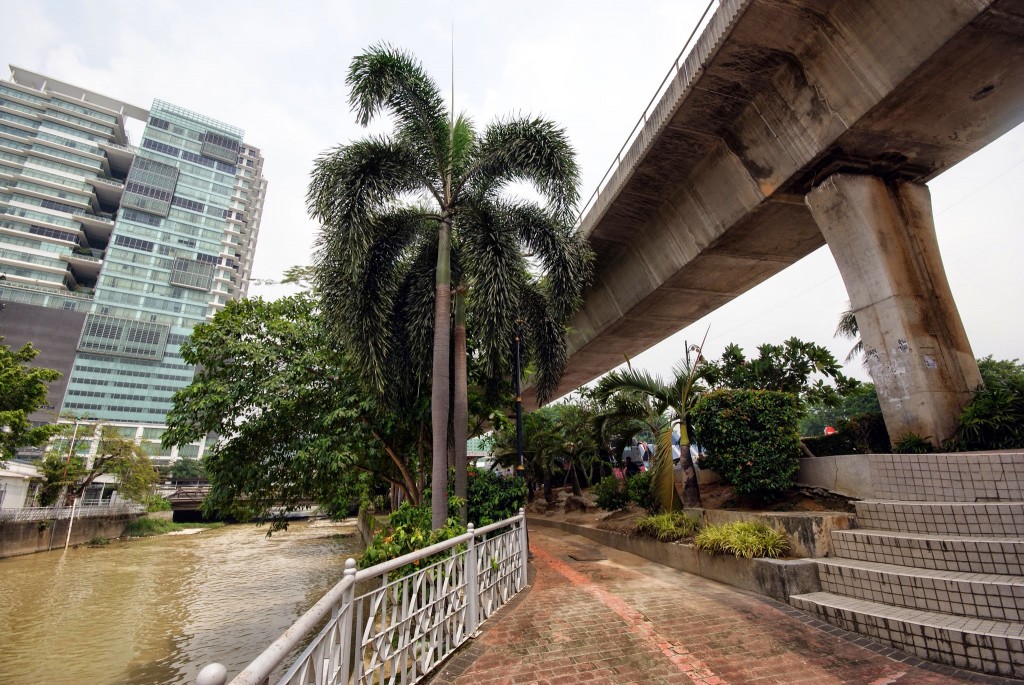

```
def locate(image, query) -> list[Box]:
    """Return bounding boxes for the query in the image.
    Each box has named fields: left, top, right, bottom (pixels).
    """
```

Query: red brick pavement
left=425, top=527, right=991, bottom=685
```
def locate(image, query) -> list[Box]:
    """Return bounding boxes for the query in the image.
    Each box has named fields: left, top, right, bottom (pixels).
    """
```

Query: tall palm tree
left=595, top=353, right=708, bottom=510
left=308, top=45, right=588, bottom=528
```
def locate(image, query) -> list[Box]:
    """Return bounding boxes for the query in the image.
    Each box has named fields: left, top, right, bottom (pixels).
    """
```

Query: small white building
left=0, top=461, right=41, bottom=509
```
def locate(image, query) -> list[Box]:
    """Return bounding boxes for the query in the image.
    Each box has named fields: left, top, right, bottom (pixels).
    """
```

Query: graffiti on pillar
left=897, top=339, right=910, bottom=353
left=865, top=347, right=880, bottom=363
left=924, top=355, right=937, bottom=369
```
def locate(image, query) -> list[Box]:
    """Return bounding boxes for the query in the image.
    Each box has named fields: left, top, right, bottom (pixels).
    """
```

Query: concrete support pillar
left=805, top=174, right=981, bottom=446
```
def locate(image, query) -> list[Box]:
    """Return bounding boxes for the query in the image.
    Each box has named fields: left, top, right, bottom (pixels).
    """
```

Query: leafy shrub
left=634, top=511, right=701, bottom=541
left=691, top=389, right=802, bottom=502
left=465, top=466, right=527, bottom=526
left=592, top=475, right=630, bottom=511
left=694, top=520, right=789, bottom=559
left=359, top=500, right=465, bottom=571
left=955, top=357, right=1024, bottom=450
left=627, top=470, right=657, bottom=512
left=802, top=411, right=891, bottom=457
left=87, top=536, right=111, bottom=546
left=145, top=495, right=172, bottom=512
left=893, top=432, right=934, bottom=454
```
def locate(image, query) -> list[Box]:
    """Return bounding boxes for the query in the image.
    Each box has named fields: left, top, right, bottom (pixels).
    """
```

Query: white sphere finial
left=196, top=663, right=227, bottom=685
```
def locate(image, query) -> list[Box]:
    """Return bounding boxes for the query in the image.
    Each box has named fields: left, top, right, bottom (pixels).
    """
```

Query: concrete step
left=830, top=529, right=1024, bottom=574
left=854, top=500, right=1024, bottom=536
left=815, top=557, right=1024, bottom=622
left=790, top=591, right=1024, bottom=679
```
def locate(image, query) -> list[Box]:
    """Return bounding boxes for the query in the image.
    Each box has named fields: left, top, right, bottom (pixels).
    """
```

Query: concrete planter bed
left=528, top=514, right=828, bottom=603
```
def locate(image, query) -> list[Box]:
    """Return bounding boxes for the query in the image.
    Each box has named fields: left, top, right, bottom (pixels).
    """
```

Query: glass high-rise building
left=0, top=66, right=267, bottom=464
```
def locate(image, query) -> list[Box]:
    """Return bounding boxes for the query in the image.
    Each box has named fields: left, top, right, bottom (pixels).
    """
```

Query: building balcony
left=97, top=140, right=136, bottom=177
left=87, top=175, right=125, bottom=205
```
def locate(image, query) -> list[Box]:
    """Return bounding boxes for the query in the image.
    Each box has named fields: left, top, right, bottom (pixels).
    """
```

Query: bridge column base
left=805, top=174, right=981, bottom=446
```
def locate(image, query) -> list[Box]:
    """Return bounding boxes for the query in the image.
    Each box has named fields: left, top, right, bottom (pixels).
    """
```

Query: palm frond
left=469, top=117, right=580, bottom=221
left=595, top=368, right=674, bottom=412
left=315, top=208, right=431, bottom=396
left=347, top=44, right=450, bottom=187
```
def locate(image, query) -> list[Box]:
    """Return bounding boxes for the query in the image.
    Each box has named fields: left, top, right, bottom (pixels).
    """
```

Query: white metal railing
left=0, top=501, right=145, bottom=522
left=197, top=510, right=529, bottom=685
left=575, top=0, right=721, bottom=230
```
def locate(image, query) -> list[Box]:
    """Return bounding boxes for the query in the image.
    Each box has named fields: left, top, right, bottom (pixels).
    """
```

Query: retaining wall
left=0, top=513, right=139, bottom=559
left=797, top=451, right=1024, bottom=501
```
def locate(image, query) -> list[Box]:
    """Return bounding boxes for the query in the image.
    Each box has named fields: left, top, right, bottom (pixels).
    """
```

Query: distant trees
left=0, top=338, right=60, bottom=462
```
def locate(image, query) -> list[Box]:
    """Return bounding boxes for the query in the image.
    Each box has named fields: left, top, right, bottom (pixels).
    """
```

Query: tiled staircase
left=791, top=499, right=1024, bottom=679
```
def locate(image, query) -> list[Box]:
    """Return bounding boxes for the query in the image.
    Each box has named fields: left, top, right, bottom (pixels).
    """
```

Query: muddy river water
left=0, top=519, right=363, bottom=684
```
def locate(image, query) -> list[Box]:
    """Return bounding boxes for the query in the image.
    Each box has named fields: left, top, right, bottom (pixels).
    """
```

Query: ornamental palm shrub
left=690, top=389, right=802, bottom=502
left=635, top=511, right=701, bottom=541
left=694, top=520, right=789, bottom=559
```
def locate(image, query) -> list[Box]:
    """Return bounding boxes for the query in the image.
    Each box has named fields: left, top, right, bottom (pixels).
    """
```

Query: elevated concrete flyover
left=535, top=0, right=1024, bottom=443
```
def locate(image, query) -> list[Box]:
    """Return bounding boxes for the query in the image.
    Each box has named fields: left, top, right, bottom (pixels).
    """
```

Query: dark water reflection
left=0, top=520, right=363, bottom=684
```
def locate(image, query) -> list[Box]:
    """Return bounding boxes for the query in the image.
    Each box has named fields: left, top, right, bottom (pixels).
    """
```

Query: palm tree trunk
left=431, top=218, right=453, bottom=529
left=453, top=287, right=469, bottom=524
left=677, top=422, right=701, bottom=508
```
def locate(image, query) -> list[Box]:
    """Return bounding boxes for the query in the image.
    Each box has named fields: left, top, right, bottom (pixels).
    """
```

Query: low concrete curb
left=529, top=517, right=821, bottom=603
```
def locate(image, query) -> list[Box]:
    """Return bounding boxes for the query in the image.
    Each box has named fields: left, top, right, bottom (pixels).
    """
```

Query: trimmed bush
left=627, top=470, right=657, bottom=512
left=592, top=475, right=630, bottom=511
left=694, top=520, right=789, bottom=559
left=691, top=389, right=802, bottom=502
left=634, top=511, right=701, bottom=541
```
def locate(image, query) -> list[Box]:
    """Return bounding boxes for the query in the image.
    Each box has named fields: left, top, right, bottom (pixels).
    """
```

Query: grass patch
left=87, top=536, right=111, bottom=546
left=634, top=511, right=702, bottom=542
left=694, top=520, right=789, bottom=559
left=123, top=517, right=225, bottom=538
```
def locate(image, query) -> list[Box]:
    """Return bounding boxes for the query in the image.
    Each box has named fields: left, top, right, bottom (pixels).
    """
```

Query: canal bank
left=0, top=518, right=363, bottom=685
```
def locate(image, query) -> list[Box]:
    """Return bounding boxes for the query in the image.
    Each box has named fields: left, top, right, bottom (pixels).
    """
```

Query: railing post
left=466, top=523, right=478, bottom=636
left=337, top=558, right=357, bottom=685
left=518, top=508, right=528, bottom=590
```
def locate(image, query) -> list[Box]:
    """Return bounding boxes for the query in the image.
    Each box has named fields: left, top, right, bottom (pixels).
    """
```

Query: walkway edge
left=528, top=517, right=820, bottom=602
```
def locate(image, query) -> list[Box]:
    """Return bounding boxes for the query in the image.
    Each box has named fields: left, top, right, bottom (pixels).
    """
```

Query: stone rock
left=565, top=495, right=594, bottom=513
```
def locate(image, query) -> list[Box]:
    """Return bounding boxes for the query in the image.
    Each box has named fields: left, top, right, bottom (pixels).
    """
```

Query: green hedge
left=691, top=389, right=801, bottom=502
left=802, top=411, right=891, bottom=457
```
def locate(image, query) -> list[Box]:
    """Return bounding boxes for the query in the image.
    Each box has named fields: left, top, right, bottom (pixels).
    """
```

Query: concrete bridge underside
left=533, top=0, right=1024, bottom=441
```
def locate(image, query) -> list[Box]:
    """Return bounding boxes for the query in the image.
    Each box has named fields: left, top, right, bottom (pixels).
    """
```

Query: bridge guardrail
left=197, top=509, right=529, bottom=685
left=576, top=0, right=721, bottom=231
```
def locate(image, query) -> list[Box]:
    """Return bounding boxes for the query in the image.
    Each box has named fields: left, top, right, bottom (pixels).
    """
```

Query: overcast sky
left=4, top=0, right=1022, bottom=389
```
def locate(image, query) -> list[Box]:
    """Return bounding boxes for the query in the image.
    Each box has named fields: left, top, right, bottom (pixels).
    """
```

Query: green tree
left=703, top=337, right=859, bottom=406
left=308, top=45, right=589, bottom=528
left=38, top=423, right=158, bottom=506
left=163, top=294, right=428, bottom=522
left=169, top=456, right=205, bottom=480
left=0, top=339, right=61, bottom=462
left=800, top=383, right=881, bottom=436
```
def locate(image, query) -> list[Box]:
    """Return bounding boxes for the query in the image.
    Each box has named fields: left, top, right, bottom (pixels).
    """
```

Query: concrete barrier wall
left=0, top=514, right=139, bottom=559
left=797, top=455, right=874, bottom=499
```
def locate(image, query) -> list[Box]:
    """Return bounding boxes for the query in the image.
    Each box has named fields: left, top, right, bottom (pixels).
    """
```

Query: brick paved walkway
left=426, top=527, right=1006, bottom=685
